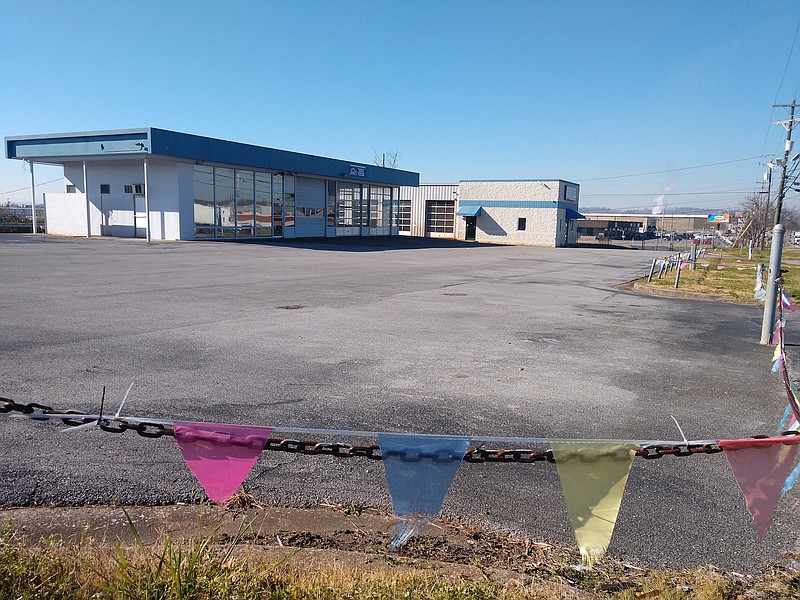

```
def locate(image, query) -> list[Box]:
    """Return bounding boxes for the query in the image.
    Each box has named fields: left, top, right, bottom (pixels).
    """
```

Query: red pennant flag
left=174, top=422, right=272, bottom=503
left=719, top=436, right=800, bottom=539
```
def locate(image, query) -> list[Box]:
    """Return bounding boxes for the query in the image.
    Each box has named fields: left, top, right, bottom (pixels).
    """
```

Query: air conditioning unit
left=124, top=184, right=145, bottom=195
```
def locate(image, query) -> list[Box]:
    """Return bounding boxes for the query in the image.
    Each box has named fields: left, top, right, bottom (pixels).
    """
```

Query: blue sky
left=2, top=1, right=799, bottom=212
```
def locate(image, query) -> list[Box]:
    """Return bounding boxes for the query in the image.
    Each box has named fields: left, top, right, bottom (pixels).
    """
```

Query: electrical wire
left=1, top=177, right=63, bottom=196
left=776, top=16, right=800, bottom=103
left=577, top=157, right=763, bottom=182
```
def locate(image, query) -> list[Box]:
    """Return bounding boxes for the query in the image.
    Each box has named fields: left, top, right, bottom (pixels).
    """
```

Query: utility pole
left=764, top=168, right=772, bottom=248
left=760, top=97, right=797, bottom=344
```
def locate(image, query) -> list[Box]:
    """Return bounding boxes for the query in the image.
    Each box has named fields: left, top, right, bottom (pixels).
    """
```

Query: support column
left=83, top=161, right=90, bottom=238
left=28, top=160, right=36, bottom=234
left=143, top=158, right=151, bottom=242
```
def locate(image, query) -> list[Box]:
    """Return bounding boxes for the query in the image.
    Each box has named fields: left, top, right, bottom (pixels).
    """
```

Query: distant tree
left=738, top=193, right=800, bottom=248
left=373, top=150, right=400, bottom=168
left=739, top=193, right=771, bottom=249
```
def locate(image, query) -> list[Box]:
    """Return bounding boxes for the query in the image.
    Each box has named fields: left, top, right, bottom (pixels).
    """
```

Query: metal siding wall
left=294, top=176, right=326, bottom=237
left=398, top=184, right=458, bottom=237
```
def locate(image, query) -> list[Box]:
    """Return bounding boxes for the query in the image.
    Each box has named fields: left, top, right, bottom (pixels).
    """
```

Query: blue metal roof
left=456, top=205, right=482, bottom=216
left=5, top=127, right=419, bottom=187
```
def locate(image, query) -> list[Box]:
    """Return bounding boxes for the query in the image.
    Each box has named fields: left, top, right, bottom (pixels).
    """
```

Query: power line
left=577, top=156, right=763, bottom=182
left=1, top=177, right=63, bottom=196
left=776, top=16, right=800, bottom=103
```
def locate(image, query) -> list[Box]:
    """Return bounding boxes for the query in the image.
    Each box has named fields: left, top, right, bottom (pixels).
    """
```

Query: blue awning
left=565, top=208, right=585, bottom=220
left=456, top=205, right=481, bottom=217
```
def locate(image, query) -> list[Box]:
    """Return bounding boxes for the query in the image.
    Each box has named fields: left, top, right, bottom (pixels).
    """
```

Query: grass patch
left=3, top=519, right=800, bottom=599
left=638, top=250, right=800, bottom=303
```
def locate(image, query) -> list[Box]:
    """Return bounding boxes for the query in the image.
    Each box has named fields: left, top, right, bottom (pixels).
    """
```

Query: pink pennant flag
left=719, top=436, right=800, bottom=539
left=174, top=422, right=272, bottom=503
left=781, top=289, right=798, bottom=313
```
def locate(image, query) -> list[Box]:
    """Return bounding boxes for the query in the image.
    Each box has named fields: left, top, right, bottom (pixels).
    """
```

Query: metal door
left=134, top=197, right=146, bottom=238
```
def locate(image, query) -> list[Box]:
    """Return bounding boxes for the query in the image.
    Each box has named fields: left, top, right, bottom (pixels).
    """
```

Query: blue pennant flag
left=378, top=433, right=471, bottom=552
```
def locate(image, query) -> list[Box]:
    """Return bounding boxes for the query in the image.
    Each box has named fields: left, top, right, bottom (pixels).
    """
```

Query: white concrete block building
left=399, top=179, right=582, bottom=247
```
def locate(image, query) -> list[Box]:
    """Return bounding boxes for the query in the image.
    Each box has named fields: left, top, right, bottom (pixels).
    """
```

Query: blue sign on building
left=349, top=164, right=367, bottom=178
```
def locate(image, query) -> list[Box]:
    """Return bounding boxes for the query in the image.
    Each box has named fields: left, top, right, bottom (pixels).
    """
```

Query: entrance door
left=134, top=196, right=147, bottom=238
left=465, top=216, right=477, bottom=241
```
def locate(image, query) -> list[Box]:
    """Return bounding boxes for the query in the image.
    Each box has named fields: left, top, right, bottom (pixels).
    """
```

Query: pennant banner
left=754, top=265, right=766, bottom=302
left=781, top=289, right=798, bottom=313
left=174, top=422, right=272, bottom=503
left=719, top=437, right=800, bottom=539
left=551, top=441, right=638, bottom=567
left=378, top=433, right=471, bottom=552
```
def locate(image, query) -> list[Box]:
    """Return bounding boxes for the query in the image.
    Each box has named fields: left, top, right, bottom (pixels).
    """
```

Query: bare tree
left=738, top=193, right=771, bottom=249
left=373, top=150, right=401, bottom=168
left=737, top=193, right=800, bottom=248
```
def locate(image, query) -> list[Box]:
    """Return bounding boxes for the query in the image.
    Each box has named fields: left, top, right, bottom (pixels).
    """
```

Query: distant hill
left=581, top=206, right=732, bottom=215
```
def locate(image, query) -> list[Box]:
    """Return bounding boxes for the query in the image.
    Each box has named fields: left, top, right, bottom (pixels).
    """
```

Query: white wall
left=460, top=180, right=561, bottom=202
left=456, top=181, right=561, bottom=246
left=145, top=160, right=183, bottom=240
left=455, top=206, right=559, bottom=246
left=176, top=162, right=194, bottom=240
left=66, top=159, right=186, bottom=240
left=44, top=193, right=88, bottom=236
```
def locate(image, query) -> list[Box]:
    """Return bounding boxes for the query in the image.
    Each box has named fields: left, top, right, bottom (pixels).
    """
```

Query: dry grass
left=638, top=250, right=800, bottom=303
left=2, top=521, right=800, bottom=599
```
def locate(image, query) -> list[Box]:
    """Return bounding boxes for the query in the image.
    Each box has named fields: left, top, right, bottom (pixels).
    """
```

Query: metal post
left=28, top=160, right=36, bottom=233
left=760, top=224, right=786, bottom=344
left=674, top=259, right=682, bottom=289
left=647, top=258, right=656, bottom=282
left=83, top=161, right=90, bottom=238
left=143, top=158, right=151, bottom=242
left=749, top=239, right=753, bottom=259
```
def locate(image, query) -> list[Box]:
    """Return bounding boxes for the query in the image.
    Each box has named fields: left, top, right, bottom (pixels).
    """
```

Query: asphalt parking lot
left=0, top=234, right=797, bottom=569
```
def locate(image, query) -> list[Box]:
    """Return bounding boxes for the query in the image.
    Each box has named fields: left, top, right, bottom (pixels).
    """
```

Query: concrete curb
left=627, top=280, right=742, bottom=303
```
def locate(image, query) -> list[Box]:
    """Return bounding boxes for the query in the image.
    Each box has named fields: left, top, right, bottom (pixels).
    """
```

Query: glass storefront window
left=214, top=167, right=235, bottom=230
left=273, top=174, right=284, bottom=236
left=236, top=170, right=254, bottom=237
left=193, top=165, right=214, bottom=233
left=369, top=186, right=391, bottom=228
left=255, top=172, right=273, bottom=237
left=337, top=184, right=362, bottom=227
left=327, top=180, right=336, bottom=227
left=284, top=192, right=295, bottom=228
left=392, top=187, right=400, bottom=228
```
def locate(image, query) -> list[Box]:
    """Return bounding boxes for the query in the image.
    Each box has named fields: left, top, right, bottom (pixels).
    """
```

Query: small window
left=124, top=185, right=133, bottom=194
left=133, top=184, right=145, bottom=195
left=518, top=217, right=527, bottom=231
left=66, top=184, right=76, bottom=194
left=100, top=184, right=110, bottom=194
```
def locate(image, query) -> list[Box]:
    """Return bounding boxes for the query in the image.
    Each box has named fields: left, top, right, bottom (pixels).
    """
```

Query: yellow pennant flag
left=551, top=441, right=638, bottom=567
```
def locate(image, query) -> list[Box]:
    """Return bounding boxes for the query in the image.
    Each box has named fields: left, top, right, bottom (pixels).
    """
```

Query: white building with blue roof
left=5, top=128, right=419, bottom=241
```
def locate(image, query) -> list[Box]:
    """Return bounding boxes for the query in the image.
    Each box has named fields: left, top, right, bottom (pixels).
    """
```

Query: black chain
left=4, top=396, right=800, bottom=462
left=1, top=396, right=97, bottom=427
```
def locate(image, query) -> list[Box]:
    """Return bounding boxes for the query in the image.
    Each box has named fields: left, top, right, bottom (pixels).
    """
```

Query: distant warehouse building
left=577, top=213, right=734, bottom=239
left=398, top=179, right=583, bottom=247
left=5, top=128, right=419, bottom=241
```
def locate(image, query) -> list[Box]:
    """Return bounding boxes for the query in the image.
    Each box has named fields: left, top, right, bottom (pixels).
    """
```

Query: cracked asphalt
left=1, top=233, right=797, bottom=570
